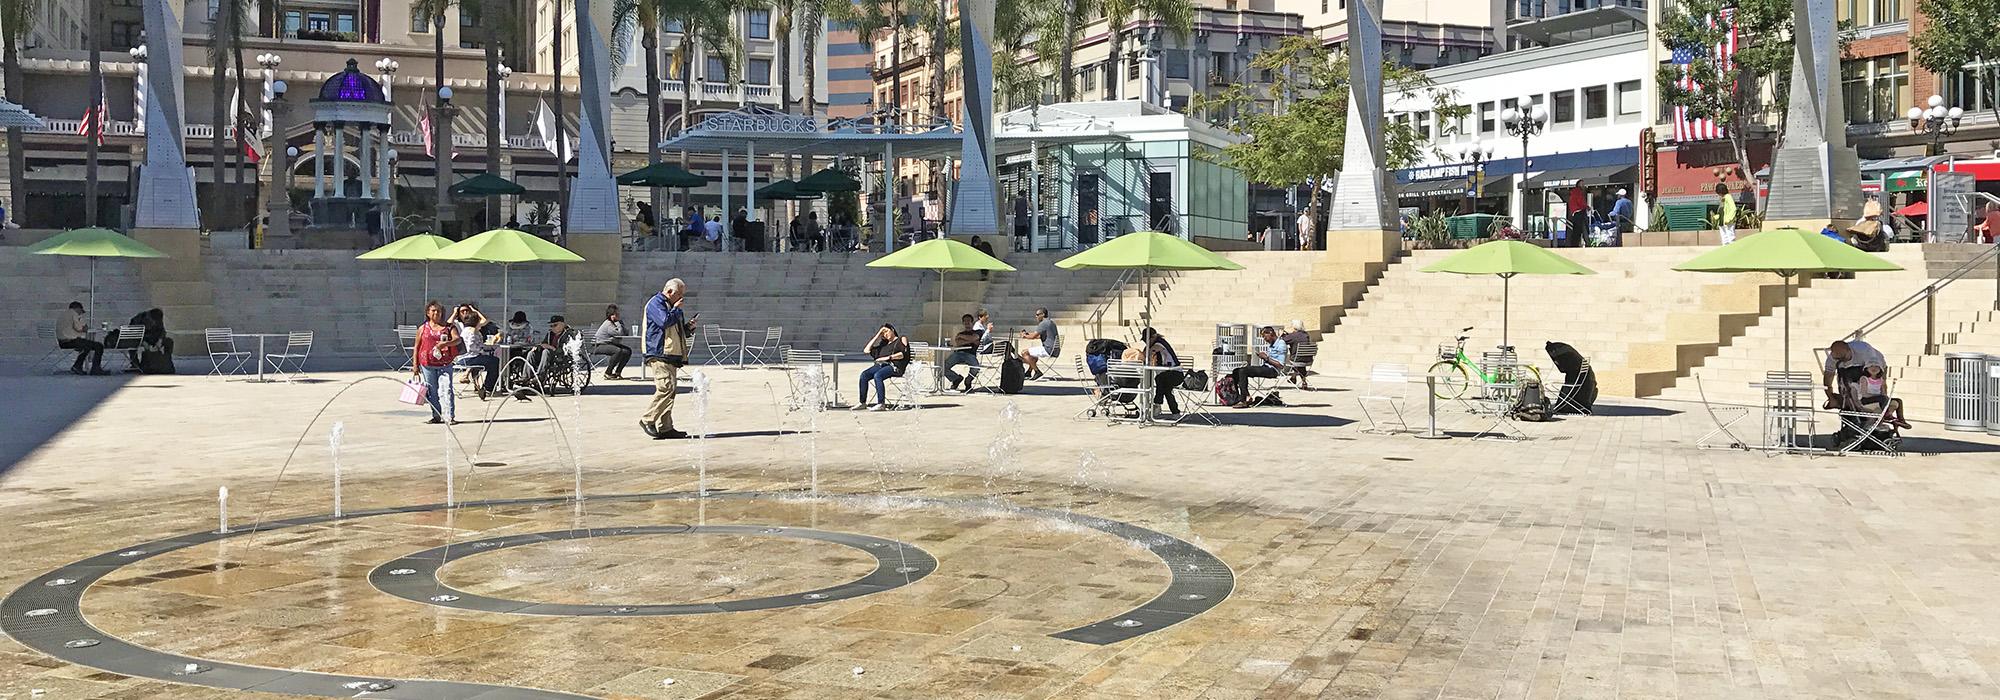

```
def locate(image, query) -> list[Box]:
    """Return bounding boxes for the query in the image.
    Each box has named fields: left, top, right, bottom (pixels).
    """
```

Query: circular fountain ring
left=1, top=490, right=1233, bottom=699
left=370, top=524, right=936, bottom=615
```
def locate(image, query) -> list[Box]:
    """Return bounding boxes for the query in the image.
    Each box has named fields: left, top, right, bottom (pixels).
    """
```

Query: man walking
left=641, top=278, right=697, bottom=439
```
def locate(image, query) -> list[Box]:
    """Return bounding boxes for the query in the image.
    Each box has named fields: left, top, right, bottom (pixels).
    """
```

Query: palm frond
left=1, top=0, right=45, bottom=44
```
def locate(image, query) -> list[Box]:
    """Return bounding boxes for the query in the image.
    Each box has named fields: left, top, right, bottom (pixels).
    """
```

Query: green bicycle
left=1428, top=327, right=1541, bottom=400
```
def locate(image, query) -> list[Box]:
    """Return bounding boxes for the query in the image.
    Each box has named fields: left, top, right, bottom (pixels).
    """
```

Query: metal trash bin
left=1985, top=355, right=2000, bottom=436
left=1944, top=352, right=1987, bottom=431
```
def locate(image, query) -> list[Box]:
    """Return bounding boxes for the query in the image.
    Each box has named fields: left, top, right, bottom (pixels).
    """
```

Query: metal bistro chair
left=742, top=326, right=787, bottom=367
left=380, top=325, right=418, bottom=371
left=1759, top=370, right=1817, bottom=453
left=106, top=324, right=148, bottom=373
left=31, top=322, right=68, bottom=374
left=1161, top=363, right=1220, bottom=426
left=1285, top=339, right=1319, bottom=389
left=886, top=358, right=930, bottom=410
left=701, top=325, right=736, bottom=365
left=1693, top=376, right=1750, bottom=450
left=1462, top=349, right=1530, bottom=440
left=204, top=328, right=253, bottom=376
left=782, top=348, right=834, bottom=413
left=265, top=331, right=315, bottom=381
left=1356, top=363, right=1412, bottom=434
left=1095, top=361, right=1152, bottom=423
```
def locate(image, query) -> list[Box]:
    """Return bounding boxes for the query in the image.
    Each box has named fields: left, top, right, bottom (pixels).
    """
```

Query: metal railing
left=1082, top=268, right=1139, bottom=341
left=1850, top=196, right=2000, bottom=354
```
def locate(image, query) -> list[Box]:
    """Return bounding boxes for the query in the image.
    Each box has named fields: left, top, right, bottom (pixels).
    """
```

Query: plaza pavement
left=3, top=366, right=2000, bottom=699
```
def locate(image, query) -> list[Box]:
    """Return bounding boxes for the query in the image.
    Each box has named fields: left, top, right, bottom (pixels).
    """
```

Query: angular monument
left=948, top=0, right=1001, bottom=236
left=565, top=0, right=621, bottom=236
left=1762, top=0, right=1861, bottom=228
left=1322, top=0, right=1397, bottom=261
left=132, top=0, right=199, bottom=230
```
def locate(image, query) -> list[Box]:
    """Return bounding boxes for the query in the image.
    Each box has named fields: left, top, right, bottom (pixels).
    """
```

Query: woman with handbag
left=411, top=301, right=461, bottom=424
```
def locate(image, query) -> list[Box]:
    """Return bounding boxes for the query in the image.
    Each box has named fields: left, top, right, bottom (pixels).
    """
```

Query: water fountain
left=691, top=369, right=712, bottom=524
left=328, top=422, right=345, bottom=517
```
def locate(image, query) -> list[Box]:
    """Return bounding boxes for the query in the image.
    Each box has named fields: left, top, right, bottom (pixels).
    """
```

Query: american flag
left=76, top=74, right=107, bottom=144
left=1672, top=8, right=1736, bottom=143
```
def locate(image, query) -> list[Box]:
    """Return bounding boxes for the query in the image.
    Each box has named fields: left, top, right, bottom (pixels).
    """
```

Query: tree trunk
left=890, top=0, right=902, bottom=125
left=778, top=5, right=795, bottom=236
left=483, top=0, right=501, bottom=226
left=231, top=40, right=248, bottom=195
left=3, top=35, right=26, bottom=225
left=85, top=0, right=102, bottom=226
left=677, top=26, right=693, bottom=195
left=801, top=23, right=816, bottom=193
left=1057, top=0, right=1077, bottom=101
left=1105, top=24, right=1121, bottom=101
left=926, top=0, right=944, bottom=212
left=209, top=10, right=232, bottom=230
left=553, top=0, right=567, bottom=236
left=645, top=28, right=662, bottom=238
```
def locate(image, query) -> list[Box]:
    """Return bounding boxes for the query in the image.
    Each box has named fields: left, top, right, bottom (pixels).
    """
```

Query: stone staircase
left=1656, top=244, right=1999, bottom=421
left=618, top=252, right=931, bottom=357
left=1315, top=245, right=1804, bottom=397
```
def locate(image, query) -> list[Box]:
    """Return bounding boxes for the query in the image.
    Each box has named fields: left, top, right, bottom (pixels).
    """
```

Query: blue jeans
left=858, top=364, right=900, bottom=406
left=419, top=364, right=455, bottom=421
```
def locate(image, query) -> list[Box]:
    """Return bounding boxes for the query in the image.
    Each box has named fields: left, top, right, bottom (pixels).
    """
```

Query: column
left=1029, top=140, right=1040, bottom=252
left=746, top=140, right=757, bottom=226
left=313, top=126, right=327, bottom=198
left=357, top=127, right=373, bottom=199
left=721, top=149, right=732, bottom=252
left=376, top=126, right=392, bottom=198
left=333, top=123, right=347, bottom=197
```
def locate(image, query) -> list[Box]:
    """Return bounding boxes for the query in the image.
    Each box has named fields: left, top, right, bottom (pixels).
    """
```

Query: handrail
left=1083, top=268, right=1138, bottom=341
left=1849, top=238, right=1999, bottom=354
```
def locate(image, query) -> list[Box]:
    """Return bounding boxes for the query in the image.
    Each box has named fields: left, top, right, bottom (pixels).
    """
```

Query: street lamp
left=434, top=86, right=457, bottom=237
left=374, top=58, right=400, bottom=102
left=265, top=80, right=292, bottom=246
left=1502, top=95, right=1548, bottom=231
left=1459, top=144, right=1496, bottom=214
left=1907, top=94, right=1963, bottom=157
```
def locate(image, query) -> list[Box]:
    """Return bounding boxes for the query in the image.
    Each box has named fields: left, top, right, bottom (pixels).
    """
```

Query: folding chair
left=265, top=331, right=314, bottom=381
left=1833, top=377, right=1903, bottom=456
left=1032, top=343, right=1069, bottom=381
left=31, top=322, right=68, bottom=374
left=1161, top=366, right=1220, bottom=426
left=1693, top=376, right=1750, bottom=450
left=1460, top=351, right=1529, bottom=440
left=1548, top=360, right=1596, bottom=416
left=105, top=324, right=147, bottom=373
left=886, top=360, right=929, bottom=410
left=742, top=326, right=786, bottom=367
left=1093, top=361, right=1151, bottom=423
left=700, top=325, right=735, bottom=365
left=1073, top=356, right=1124, bottom=420
left=782, top=348, right=833, bottom=413
left=1356, top=363, right=1412, bottom=434
left=1759, top=370, right=1817, bottom=453
left=204, top=328, right=252, bottom=376
left=1285, top=340, right=1319, bottom=389
left=380, top=325, right=418, bottom=370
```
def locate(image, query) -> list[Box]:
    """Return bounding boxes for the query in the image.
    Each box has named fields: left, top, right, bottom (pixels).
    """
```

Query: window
left=1500, top=97, right=1518, bottom=117
left=1841, top=55, right=1909, bottom=123
left=747, top=9, right=770, bottom=39
left=1948, top=61, right=1998, bottom=113
left=285, top=10, right=301, bottom=33
left=336, top=12, right=356, bottom=34
left=1839, top=0, right=1904, bottom=27
left=106, top=20, right=140, bottom=49
left=411, top=7, right=430, bottom=32
left=1414, top=111, right=1431, bottom=140
left=1551, top=90, right=1574, bottom=123
left=1163, top=49, right=1190, bottom=79
left=1078, top=66, right=1096, bottom=91
left=1583, top=85, right=1608, bottom=119
left=1615, top=80, right=1641, bottom=116
left=1128, top=60, right=1140, bottom=80
left=1259, top=67, right=1273, bottom=82
left=746, top=58, right=772, bottom=84
left=459, top=6, right=483, bottom=47
left=1477, top=101, right=1495, bottom=133
left=664, top=19, right=682, bottom=33
left=706, top=54, right=728, bottom=80
left=1212, top=52, right=1232, bottom=80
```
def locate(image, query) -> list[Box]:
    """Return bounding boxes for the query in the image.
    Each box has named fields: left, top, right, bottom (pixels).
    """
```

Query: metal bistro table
left=1749, top=376, right=1821, bottom=453
left=917, top=345, right=957, bottom=394
left=232, top=333, right=291, bottom=382
left=715, top=328, right=755, bottom=367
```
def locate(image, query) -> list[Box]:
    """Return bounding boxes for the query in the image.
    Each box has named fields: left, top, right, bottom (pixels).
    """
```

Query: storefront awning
left=1884, top=169, right=1926, bottom=193
left=1399, top=179, right=1470, bottom=198
left=1523, top=164, right=1636, bottom=190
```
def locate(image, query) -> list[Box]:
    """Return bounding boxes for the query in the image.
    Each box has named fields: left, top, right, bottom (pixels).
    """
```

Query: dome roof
left=316, top=59, right=385, bottom=103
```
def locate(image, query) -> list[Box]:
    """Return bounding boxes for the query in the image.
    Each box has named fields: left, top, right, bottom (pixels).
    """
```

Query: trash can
left=1944, top=352, right=1987, bottom=431
left=1214, top=324, right=1248, bottom=355
left=1985, top=355, right=2000, bottom=436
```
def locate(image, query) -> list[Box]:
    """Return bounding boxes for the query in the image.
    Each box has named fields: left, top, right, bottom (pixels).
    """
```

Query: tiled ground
left=3, top=367, right=2000, bottom=699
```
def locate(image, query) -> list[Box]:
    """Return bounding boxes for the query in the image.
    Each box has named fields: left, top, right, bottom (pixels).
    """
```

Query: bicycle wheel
left=1427, top=361, right=1470, bottom=400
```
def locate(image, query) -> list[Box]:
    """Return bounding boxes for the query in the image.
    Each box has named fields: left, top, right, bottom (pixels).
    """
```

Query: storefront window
left=1948, top=62, right=1997, bottom=113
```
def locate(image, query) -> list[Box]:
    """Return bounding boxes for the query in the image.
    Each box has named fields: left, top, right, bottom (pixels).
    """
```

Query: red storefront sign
left=1933, top=160, right=2000, bottom=181
left=1652, top=140, right=1775, bottom=200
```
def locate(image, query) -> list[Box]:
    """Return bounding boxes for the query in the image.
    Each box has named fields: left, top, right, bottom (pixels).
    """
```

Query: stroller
left=1080, top=338, right=1133, bottom=418
left=1829, top=373, right=1904, bottom=453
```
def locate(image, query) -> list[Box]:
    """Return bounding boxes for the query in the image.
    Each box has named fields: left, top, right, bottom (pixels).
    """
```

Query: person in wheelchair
left=519, top=315, right=586, bottom=394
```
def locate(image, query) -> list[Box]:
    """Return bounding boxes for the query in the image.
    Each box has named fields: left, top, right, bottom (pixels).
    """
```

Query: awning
left=1400, top=179, right=1470, bottom=198
left=1523, top=164, right=1636, bottom=190
left=1861, top=155, right=1947, bottom=172
left=1884, top=169, right=1926, bottom=193
left=1934, top=160, right=2000, bottom=181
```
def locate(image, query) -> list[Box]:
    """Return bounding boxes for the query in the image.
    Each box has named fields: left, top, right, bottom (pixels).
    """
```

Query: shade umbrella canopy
left=1053, top=231, right=1245, bottom=271
left=1420, top=240, right=1594, bottom=349
left=431, top=229, right=585, bottom=320
left=29, top=228, right=168, bottom=323
left=449, top=173, right=527, bottom=196
left=756, top=179, right=823, bottom=201
left=1673, top=228, right=1902, bottom=373
left=357, top=234, right=455, bottom=306
left=870, top=240, right=1018, bottom=344
left=618, top=162, right=710, bottom=188
left=795, top=167, right=863, bottom=194
left=1893, top=201, right=1927, bottom=217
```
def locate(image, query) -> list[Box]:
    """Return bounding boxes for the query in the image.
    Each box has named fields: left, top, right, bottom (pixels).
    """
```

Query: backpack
left=999, top=355, right=1025, bottom=394
left=1511, top=381, right=1550, bottom=421
left=1215, top=376, right=1243, bottom=406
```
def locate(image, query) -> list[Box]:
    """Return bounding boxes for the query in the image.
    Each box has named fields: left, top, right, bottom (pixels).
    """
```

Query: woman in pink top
left=411, top=301, right=461, bottom=424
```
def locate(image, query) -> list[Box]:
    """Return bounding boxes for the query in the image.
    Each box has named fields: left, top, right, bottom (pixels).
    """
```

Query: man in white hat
left=1608, top=188, right=1635, bottom=235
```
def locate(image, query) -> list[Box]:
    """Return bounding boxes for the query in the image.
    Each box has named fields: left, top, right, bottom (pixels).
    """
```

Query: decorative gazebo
left=307, top=59, right=394, bottom=237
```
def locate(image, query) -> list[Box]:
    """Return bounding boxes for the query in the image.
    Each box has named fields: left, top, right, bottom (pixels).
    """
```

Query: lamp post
left=128, top=44, right=147, bottom=134
left=1501, top=96, right=1548, bottom=232
left=265, top=80, right=291, bottom=246
left=490, top=63, right=511, bottom=225
left=1459, top=144, right=1495, bottom=215
left=256, top=53, right=282, bottom=139
left=434, top=86, right=457, bottom=237
left=374, top=58, right=400, bottom=102
left=1907, top=94, right=1963, bottom=157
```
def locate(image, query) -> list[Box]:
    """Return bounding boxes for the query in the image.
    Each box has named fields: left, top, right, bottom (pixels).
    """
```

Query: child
left=1851, top=363, right=1910, bottom=430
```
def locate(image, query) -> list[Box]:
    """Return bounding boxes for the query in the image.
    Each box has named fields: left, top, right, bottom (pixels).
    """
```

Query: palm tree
left=843, top=0, right=906, bottom=123
left=1101, top=0, right=1192, bottom=101
left=208, top=0, right=251, bottom=228
left=622, top=0, right=744, bottom=217
left=411, top=0, right=456, bottom=232
left=2, top=0, right=37, bottom=223
left=480, top=0, right=504, bottom=227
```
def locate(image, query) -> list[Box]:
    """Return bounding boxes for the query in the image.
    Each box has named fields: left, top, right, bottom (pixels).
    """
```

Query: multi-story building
left=1299, top=0, right=1499, bottom=69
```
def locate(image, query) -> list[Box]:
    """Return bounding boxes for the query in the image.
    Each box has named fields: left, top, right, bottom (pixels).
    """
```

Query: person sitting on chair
left=1140, top=327, right=1184, bottom=416
left=1229, top=326, right=1286, bottom=409
left=854, top=324, right=909, bottom=411
left=1280, top=320, right=1312, bottom=389
left=1821, top=339, right=1885, bottom=410
left=591, top=304, right=633, bottom=379
left=528, top=315, right=579, bottom=380
left=1017, top=307, right=1059, bottom=380
left=940, top=314, right=983, bottom=393
left=56, top=301, right=105, bottom=375
left=452, top=304, right=501, bottom=400
left=1850, top=362, right=1910, bottom=429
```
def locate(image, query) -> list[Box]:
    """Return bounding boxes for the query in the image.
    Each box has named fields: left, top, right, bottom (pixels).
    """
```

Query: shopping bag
left=399, top=379, right=428, bottom=405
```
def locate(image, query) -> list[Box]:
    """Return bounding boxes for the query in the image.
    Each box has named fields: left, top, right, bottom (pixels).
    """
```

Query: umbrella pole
left=937, top=270, right=947, bottom=347
left=503, top=264, right=511, bottom=324
left=1783, top=274, right=1792, bottom=375
left=1502, top=273, right=1511, bottom=349
left=89, top=257, right=98, bottom=326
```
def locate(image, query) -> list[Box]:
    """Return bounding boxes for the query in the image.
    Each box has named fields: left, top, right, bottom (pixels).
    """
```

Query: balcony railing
left=658, top=81, right=779, bottom=104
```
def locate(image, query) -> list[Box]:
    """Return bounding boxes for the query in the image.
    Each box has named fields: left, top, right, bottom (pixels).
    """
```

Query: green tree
left=614, top=0, right=749, bottom=219
left=1654, top=0, right=1794, bottom=205
left=1191, top=36, right=1466, bottom=225
left=1910, top=0, right=2000, bottom=126
left=2, top=0, right=39, bottom=222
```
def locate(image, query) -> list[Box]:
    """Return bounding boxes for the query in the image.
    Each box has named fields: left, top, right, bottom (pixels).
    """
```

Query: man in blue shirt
left=1608, top=189, right=1634, bottom=232
left=641, top=278, right=697, bottom=439
left=1229, top=326, right=1287, bottom=408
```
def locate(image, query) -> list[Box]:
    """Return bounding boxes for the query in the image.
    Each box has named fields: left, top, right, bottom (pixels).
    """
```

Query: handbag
left=399, top=379, right=428, bottom=405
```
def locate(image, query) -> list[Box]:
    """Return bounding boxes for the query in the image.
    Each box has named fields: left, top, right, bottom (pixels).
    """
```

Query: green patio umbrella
left=1054, top=231, right=1244, bottom=327
left=617, top=163, right=710, bottom=188
left=755, top=179, right=823, bottom=201
left=1420, top=240, right=1595, bottom=348
left=450, top=173, right=527, bottom=196
left=356, top=234, right=453, bottom=303
left=430, top=228, right=585, bottom=320
left=28, top=227, right=168, bottom=322
left=1673, top=228, right=1901, bottom=373
left=867, top=239, right=1016, bottom=344
left=795, top=167, right=862, bottom=194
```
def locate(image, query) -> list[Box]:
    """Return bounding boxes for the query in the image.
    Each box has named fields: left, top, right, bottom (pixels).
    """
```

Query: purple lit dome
left=316, top=59, right=386, bottom=103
